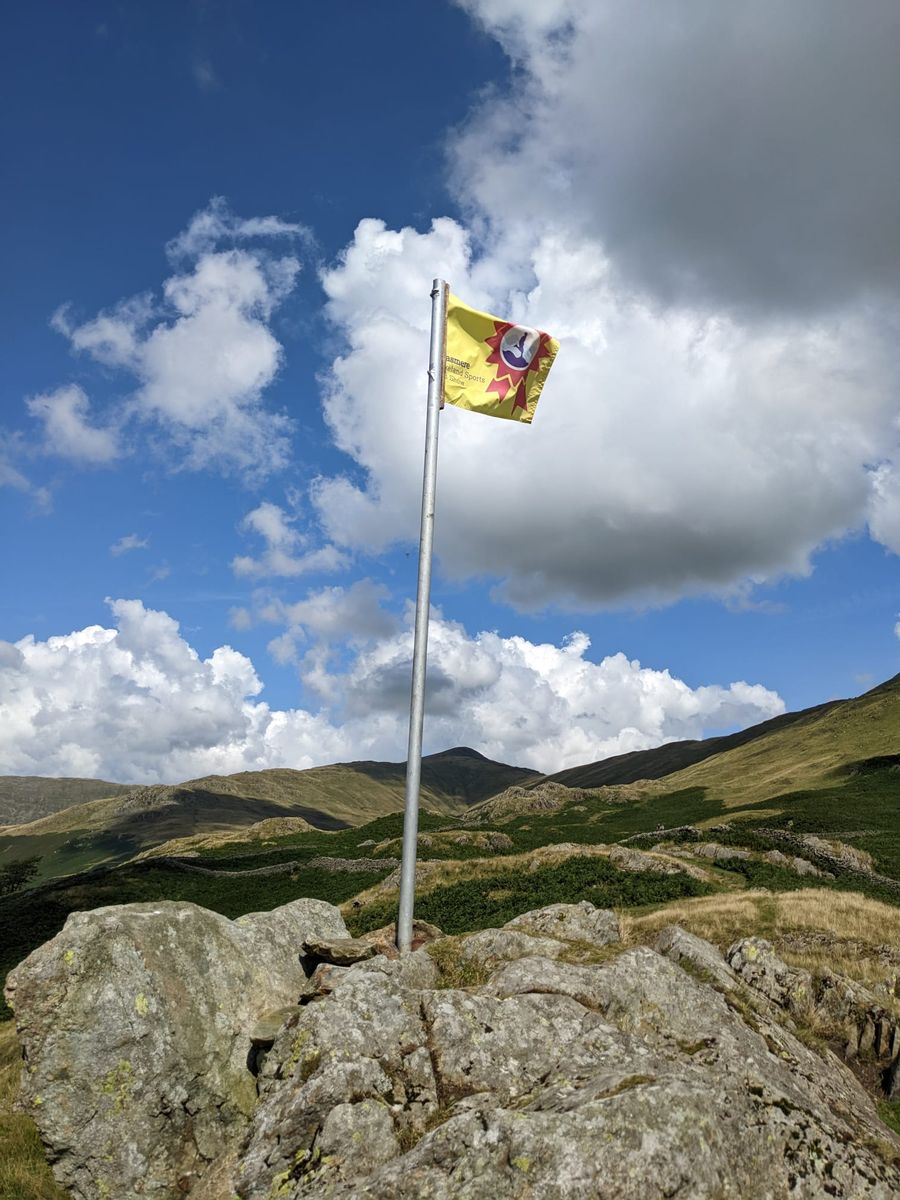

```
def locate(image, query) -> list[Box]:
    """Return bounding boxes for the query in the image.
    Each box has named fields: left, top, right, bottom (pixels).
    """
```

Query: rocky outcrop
left=144, top=854, right=399, bottom=878
left=727, top=935, right=900, bottom=1080
left=233, top=921, right=899, bottom=1199
left=9, top=901, right=900, bottom=1199
left=762, top=848, right=832, bottom=876
left=608, top=843, right=709, bottom=879
left=6, top=897, right=348, bottom=1199
left=461, top=782, right=593, bottom=826
left=372, top=831, right=514, bottom=856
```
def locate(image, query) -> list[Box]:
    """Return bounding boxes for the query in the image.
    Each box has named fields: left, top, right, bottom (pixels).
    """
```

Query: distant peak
left=425, top=747, right=489, bottom=761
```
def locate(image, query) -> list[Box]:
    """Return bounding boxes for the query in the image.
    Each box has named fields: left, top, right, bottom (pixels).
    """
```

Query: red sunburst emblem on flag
left=484, top=321, right=555, bottom=414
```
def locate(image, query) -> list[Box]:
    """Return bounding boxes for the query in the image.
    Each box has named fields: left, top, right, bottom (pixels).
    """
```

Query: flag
left=443, top=293, right=559, bottom=424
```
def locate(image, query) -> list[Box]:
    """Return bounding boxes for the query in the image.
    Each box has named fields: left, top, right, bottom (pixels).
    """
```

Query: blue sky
left=2, top=0, right=899, bottom=783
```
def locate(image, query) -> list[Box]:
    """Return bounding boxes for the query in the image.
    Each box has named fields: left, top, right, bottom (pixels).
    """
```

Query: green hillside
left=657, top=672, right=900, bottom=812
left=542, top=700, right=839, bottom=789
left=0, top=748, right=537, bottom=884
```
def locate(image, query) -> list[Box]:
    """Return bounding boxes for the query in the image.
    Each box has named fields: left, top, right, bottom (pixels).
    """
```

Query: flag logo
left=499, top=325, right=541, bottom=371
left=443, top=294, right=559, bottom=424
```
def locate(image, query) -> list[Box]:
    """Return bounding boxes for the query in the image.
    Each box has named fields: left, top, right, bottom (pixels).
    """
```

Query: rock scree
left=7, top=897, right=900, bottom=1199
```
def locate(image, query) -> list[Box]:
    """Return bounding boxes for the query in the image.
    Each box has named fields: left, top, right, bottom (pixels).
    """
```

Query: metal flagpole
left=396, top=277, right=449, bottom=953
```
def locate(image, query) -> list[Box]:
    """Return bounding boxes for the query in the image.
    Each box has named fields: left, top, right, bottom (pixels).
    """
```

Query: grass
left=0, top=1020, right=65, bottom=1200
left=0, top=751, right=538, bottom=887
left=346, top=855, right=711, bottom=937
left=880, top=1101, right=900, bottom=1137
left=0, top=776, right=131, bottom=828
left=653, top=676, right=900, bottom=811
left=625, top=888, right=900, bottom=1004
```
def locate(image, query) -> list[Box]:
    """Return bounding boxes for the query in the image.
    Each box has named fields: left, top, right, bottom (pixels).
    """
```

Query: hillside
left=655, top=671, right=900, bottom=813
left=0, top=748, right=538, bottom=884
left=542, top=699, right=839, bottom=789
left=0, top=776, right=131, bottom=827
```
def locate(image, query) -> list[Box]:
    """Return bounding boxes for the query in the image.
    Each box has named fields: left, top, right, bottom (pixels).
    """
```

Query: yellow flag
left=443, top=293, right=559, bottom=424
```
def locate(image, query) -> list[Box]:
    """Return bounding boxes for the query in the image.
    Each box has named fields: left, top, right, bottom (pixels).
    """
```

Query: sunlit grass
left=0, top=1020, right=65, bottom=1200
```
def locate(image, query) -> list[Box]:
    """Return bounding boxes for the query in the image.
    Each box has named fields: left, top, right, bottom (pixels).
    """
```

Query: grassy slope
left=0, top=749, right=538, bottom=885
left=656, top=673, right=900, bottom=810
left=0, top=777, right=131, bottom=827
left=543, top=700, right=840, bottom=789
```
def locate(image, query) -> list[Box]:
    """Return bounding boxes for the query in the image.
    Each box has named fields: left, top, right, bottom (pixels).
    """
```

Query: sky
left=2, top=0, right=900, bottom=784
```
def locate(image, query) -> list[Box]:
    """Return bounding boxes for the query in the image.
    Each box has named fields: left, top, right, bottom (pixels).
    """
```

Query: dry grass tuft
left=424, top=937, right=491, bottom=990
left=0, top=1020, right=66, bottom=1199
left=625, top=888, right=900, bottom=1003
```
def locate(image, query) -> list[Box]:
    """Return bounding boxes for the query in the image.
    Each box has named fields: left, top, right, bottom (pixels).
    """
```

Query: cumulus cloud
left=0, top=600, right=784, bottom=781
left=0, top=600, right=351, bottom=783
left=228, top=606, right=253, bottom=631
left=453, top=0, right=900, bottom=314
left=308, top=1, right=900, bottom=610
left=26, top=384, right=120, bottom=464
left=336, top=617, right=784, bottom=772
left=867, top=463, right=900, bottom=555
left=110, top=533, right=149, bottom=556
left=48, top=201, right=306, bottom=480
left=231, top=501, right=349, bottom=578
left=261, top=579, right=399, bottom=642
left=316, top=218, right=900, bottom=609
left=255, top=578, right=400, bottom=669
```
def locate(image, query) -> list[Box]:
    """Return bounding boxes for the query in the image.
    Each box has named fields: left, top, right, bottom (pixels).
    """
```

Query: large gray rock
left=12, top=901, right=900, bottom=1200
left=504, top=900, right=620, bottom=947
left=654, top=924, right=742, bottom=994
left=726, top=935, right=815, bottom=1015
left=6, top=897, right=348, bottom=1200
left=230, top=924, right=900, bottom=1199
left=457, top=927, right=566, bottom=966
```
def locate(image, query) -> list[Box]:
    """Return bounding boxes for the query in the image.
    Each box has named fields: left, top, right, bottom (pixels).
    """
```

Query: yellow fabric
left=443, top=293, right=559, bottom=424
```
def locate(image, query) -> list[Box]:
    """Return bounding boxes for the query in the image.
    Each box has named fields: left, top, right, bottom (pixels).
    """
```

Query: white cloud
left=191, top=59, right=219, bottom=93
left=0, top=600, right=784, bottom=781
left=0, top=600, right=351, bottom=783
left=315, top=218, right=900, bottom=609
left=110, top=533, right=149, bottom=556
left=26, top=384, right=120, bottom=464
left=231, top=501, right=348, bottom=578
left=867, top=463, right=900, bottom=555
left=452, top=0, right=900, bottom=314
left=254, top=578, right=400, bottom=670
left=48, top=201, right=306, bottom=480
left=307, top=3, right=900, bottom=611
left=263, top=579, right=399, bottom=642
left=166, top=195, right=310, bottom=261
left=336, top=616, right=784, bottom=773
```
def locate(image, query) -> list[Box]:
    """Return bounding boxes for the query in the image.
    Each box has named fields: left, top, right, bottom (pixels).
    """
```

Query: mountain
left=500, top=673, right=899, bottom=808
left=649, top=671, right=900, bottom=813
left=0, top=748, right=539, bottom=883
left=0, top=776, right=132, bottom=827
left=540, top=700, right=840, bottom=789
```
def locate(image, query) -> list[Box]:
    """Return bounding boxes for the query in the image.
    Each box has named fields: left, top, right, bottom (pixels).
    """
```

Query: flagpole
left=397, top=277, right=449, bottom=953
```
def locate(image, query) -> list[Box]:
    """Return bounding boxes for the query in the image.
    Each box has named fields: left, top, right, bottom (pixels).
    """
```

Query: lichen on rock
left=7, top=898, right=900, bottom=1199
